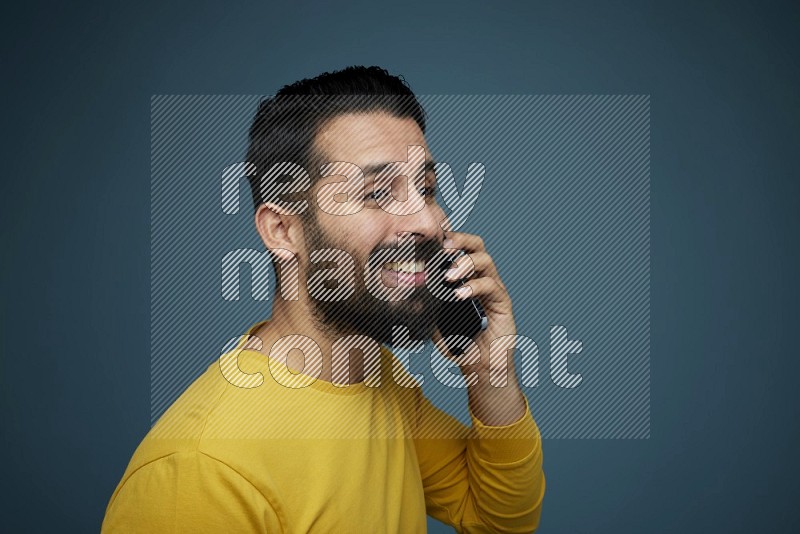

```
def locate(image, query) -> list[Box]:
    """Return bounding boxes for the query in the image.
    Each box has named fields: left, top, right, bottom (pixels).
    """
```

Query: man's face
left=301, top=111, right=449, bottom=343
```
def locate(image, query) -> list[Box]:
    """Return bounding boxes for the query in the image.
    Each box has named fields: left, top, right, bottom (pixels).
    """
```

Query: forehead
left=313, top=112, right=429, bottom=168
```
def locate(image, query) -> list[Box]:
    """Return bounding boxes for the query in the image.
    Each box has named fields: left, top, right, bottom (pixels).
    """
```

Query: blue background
left=1, top=0, right=798, bottom=532
left=149, top=94, right=650, bottom=440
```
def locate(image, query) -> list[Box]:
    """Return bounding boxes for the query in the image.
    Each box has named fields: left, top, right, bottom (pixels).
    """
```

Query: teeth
left=383, top=260, right=425, bottom=273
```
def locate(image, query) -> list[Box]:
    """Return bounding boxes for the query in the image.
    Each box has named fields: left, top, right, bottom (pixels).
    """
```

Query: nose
left=395, top=201, right=446, bottom=244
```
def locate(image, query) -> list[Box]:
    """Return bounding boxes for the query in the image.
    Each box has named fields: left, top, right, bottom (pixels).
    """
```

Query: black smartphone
left=434, top=252, right=489, bottom=348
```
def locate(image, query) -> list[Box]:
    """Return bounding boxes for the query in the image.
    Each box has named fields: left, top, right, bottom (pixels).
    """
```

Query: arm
left=102, top=451, right=285, bottom=533
left=414, top=231, right=545, bottom=532
left=413, top=383, right=545, bottom=533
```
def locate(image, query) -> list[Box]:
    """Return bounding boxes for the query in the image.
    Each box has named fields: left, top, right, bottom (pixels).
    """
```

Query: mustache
left=369, top=238, right=444, bottom=264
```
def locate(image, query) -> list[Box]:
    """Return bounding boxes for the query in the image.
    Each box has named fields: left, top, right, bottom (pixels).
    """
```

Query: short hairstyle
left=245, top=66, right=427, bottom=210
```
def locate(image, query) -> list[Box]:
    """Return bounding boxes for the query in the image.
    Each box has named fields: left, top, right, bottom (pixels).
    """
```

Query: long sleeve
left=101, top=451, right=285, bottom=533
left=412, top=391, right=545, bottom=533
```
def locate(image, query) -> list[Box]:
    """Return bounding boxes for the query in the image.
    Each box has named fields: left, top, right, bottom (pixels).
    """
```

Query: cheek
left=350, top=219, right=383, bottom=248
left=344, top=212, right=397, bottom=259
left=316, top=212, right=381, bottom=254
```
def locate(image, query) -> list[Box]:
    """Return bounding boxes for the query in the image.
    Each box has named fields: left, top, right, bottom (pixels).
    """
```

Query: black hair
left=245, top=65, right=426, bottom=210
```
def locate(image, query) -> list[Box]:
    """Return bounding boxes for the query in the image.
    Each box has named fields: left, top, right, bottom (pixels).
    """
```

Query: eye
left=419, top=185, right=437, bottom=198
left=366, top=189, right=390, bottom=201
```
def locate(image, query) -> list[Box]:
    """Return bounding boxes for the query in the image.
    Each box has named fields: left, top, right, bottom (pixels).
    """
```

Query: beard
left=302, top=215, right=445, bottom=345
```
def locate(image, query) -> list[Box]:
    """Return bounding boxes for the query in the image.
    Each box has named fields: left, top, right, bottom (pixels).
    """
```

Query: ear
left=254, top=203, right=305, bottom=261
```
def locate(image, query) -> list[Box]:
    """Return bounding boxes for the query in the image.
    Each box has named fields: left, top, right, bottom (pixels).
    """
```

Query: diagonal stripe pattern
left=151, top=95, right=650, bottom=439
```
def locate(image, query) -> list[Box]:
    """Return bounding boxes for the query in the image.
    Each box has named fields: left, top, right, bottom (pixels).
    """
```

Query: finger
left=442, top=231, right=486, bottom=254
left=442, top=232, right=508, bottom=292
left=444, top=251, right=497, bottom=281
left=443, top=254, right=476, bottom=281
left=453, top=276, right=510, bottom=308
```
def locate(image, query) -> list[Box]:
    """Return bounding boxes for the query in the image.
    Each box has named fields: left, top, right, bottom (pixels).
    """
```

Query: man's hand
left=432, top=231, right=527, bottom=426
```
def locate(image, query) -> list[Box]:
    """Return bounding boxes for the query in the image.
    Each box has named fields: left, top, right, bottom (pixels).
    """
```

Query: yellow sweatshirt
left=102, top=321, right=545, bottom=533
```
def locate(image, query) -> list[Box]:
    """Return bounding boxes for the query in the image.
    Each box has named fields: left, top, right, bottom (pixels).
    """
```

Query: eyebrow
left=362, top=159, right=437, bottom=179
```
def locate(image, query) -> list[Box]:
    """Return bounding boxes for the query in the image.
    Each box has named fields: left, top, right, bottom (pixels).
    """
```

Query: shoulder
left=102, top=450, right=289, bottom=533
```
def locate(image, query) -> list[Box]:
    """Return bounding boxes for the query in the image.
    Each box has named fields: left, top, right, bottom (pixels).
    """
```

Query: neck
left=246, top=297, right=369, bottom=385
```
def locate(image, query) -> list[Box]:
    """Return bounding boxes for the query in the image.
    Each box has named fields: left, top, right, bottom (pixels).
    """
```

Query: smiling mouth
left=382, top=260, right=426, bottom=273
left=381, top=260, right=428, bottom=287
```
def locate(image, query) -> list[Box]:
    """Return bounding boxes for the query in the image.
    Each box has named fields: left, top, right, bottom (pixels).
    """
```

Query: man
left=103, top=66, right=545, bottom=533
